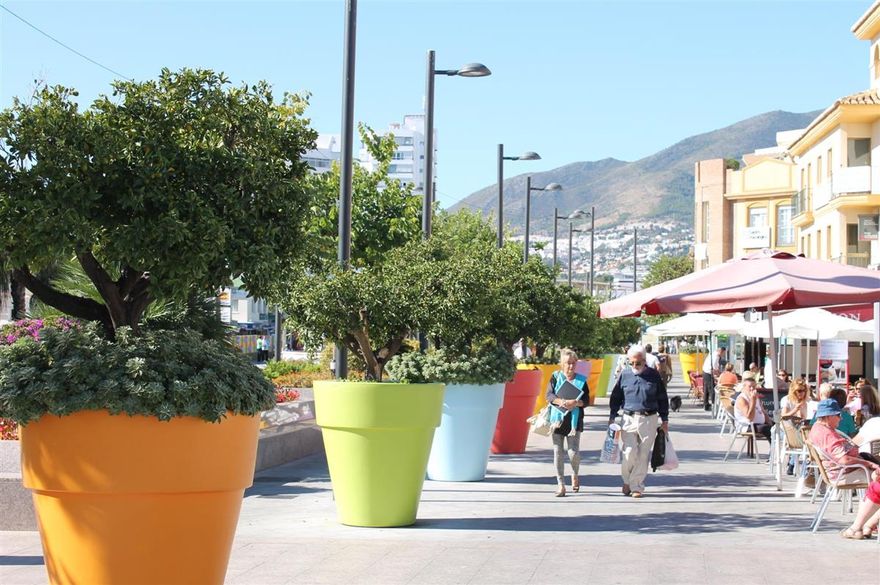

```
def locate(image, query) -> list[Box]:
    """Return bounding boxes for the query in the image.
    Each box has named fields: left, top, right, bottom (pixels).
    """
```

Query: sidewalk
left=2, top=365, right=878, bottom=584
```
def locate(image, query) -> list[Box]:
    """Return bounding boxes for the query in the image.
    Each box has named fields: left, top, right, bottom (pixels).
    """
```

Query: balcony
left=792, top=189, right=811, bottom=216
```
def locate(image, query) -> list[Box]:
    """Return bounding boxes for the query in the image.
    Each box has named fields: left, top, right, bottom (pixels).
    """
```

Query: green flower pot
left=313, top=380, right=444, bottom=527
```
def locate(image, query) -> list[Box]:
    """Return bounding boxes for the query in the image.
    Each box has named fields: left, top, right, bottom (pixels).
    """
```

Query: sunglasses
left=630, top=360, right=644, bottom=366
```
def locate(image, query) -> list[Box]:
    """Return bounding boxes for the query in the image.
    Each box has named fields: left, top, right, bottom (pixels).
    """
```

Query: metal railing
left=830, top=253, right=871, bottom=268
left=792, top=188, right=811, bottom=216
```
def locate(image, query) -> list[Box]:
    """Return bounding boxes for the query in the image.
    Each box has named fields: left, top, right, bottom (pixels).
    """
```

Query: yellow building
left=693, top=132, right=800, bottom=271
left=787, top=2, right=880, bottom=268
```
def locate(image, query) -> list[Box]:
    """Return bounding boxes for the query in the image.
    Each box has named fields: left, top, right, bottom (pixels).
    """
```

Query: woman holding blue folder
left=546, top=348, right=589, bottom=497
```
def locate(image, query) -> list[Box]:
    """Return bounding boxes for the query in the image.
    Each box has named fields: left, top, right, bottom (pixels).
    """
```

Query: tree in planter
left=0, top=69, right=320, bottom=583
left=298, top=124, right=423, bottom=272
left=0, top=69, right=316, bottom=337
left=285, top=241, right=440, bottom=382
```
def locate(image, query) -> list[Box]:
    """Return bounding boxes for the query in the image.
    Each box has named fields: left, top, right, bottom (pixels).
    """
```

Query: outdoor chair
left=780, top=419, right=809, bottom=478
left=718, top=401, right=736, bottom=437
left=723, top=420, right=768, bottom=464
left=714, top=384, right=736, bottom=419
left=688, top=371, right=703, bottom=405
left=803, top=439, right=871, bottom=533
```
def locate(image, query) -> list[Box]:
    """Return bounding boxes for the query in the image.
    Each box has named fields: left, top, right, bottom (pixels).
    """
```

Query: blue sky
left=0, top=0, right=871, bottom=208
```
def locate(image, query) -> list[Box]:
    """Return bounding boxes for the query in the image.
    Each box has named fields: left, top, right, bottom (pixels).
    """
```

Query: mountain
left=449, top=110, right=821, bottom=233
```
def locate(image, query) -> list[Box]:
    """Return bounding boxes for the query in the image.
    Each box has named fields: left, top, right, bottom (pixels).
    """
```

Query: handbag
left=659, top=432, right=679, bottom=470
left=651, top=428, right=666, bottom=472
left=527, top=404, right=554, bottom=436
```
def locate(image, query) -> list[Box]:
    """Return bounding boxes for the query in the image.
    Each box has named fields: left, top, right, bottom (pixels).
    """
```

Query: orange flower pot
left=491, top=368, right=542, bottom=454
left=21, top=410, right=260, bottom=585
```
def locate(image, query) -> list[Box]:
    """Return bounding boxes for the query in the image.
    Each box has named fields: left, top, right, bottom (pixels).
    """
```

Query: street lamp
left=498, top=146, right=540, bottom=247
left=423, top=51, right=491, bottom=238
left=568, top=222, right=585, bottom=287
left=553, top=208, right=587, bottom=268
left=335, top=0, right=358, bottom=379
left=523, top=177, right=562, bottom=263
left=581, top=206, right=596, bottom=296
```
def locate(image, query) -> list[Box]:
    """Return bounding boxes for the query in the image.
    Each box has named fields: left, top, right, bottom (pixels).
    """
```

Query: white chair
left=723, top=421, right=765, bottom=464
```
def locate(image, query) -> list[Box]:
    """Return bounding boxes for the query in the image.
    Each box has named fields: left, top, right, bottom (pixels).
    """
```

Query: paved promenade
left=2, top=365, right=878, bottom=584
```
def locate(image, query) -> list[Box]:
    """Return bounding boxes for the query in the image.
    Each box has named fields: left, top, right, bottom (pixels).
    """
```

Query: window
left=827, top=148, right=833, bottom=177
left=826, top=226, right=832, bottom=260
left=392, top=152, right=412, bottom=160
left=816, top=231, right=822, bottom=259
left=748, top=206, right=768, bottom=227
left=701, top=202, right=710, bottom=243
left=847, top=138, right=871, bottom=167
left=816, top=156, right=822, bottom=183
left=394, top=136, right=414, bottom=146
left=800, top=168, right=806, bottom=190
left=776, top=204, right=794, bottom=246
left=388, top=164, right=412, bottom=174
left=806, top=234, right=812, bottom=257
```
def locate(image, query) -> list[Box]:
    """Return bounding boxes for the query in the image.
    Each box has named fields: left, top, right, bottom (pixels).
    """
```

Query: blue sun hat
left=815, top=398, right=842, bottom=418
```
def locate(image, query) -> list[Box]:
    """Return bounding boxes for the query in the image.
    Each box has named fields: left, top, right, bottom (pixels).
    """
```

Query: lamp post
left=554, top=209, right=587, bottom=270
left=423, top=51, right=490, bottom=239
left=523, top=177, right=562, bottom=263
left=581, top=206, right=596, bottom=295
left=498, top=145, right=540, bottom=247
left=334, top=0, right=358, bottom=379
left=568, top=222, right=585, bottom=287
left=633, top=227, right=638, bottom=293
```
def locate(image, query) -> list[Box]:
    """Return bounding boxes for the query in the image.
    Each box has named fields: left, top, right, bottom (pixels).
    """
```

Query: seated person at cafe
left=809, top=398, right=880, bottom=540
left=780, top=378, right=809, bottom=421
left=810, top=385, right=857, bottom=437
left=717, top=363, right=739, bottom=386
left=855, top=415, right=880, bottom=455
left=734, top=375, right=773, bottom=440
left=775, top=369, right=790, bottom=393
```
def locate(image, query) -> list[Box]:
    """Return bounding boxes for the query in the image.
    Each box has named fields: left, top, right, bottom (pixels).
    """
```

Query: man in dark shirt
left=609, top=344, right=670, bottom=498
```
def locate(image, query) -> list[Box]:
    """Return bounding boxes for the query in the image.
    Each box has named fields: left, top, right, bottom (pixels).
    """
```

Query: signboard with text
left=741, top=226, right=770, bottom=248
left=858, top=214, right=878, bottom=241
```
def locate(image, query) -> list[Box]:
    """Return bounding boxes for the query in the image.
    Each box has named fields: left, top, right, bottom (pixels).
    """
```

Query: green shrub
left=0, top=324, right=274, bottom=424
left=385, top=345, right=516, bottom=385
left=271, top=369, right=332, bottom=389
left=262, top=359, right=323, bottom=380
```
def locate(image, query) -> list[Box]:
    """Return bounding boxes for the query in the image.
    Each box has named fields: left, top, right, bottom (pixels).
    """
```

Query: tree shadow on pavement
left=416, top=511, right=809, bottom=533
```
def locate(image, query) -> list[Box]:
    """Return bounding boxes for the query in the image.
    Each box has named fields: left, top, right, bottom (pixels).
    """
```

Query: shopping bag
left=659, top=433, right=679, bottom=471
left=527, top=405, right=553, bottom=436
left=599, top=423, right=621, bottom=464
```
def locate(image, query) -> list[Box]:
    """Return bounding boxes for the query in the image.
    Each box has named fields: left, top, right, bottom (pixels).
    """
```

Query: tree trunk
left=10, top=275, right=27, bottom=319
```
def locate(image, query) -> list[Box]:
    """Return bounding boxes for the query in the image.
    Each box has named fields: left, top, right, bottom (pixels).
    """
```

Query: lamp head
left=544, top=182, right=563, bottom=191
left=567, top=210, right=587, bottom=220
left=517, top=151, right=541, bottom=161
left=456, top=63, right=492, bottom=77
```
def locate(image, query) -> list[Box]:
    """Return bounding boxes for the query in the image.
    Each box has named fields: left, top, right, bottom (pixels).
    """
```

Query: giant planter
left=678, top=352, right=705, bottom=383
left=531, top=364, right=559, bottom=416
left=492, top=368, right=542, bottom=454
left=594, top=354, right=616, bottom=398
left=587, top=359, right=604, bottom=405
left=314, top=380, right=444, bottom=527
left=427, top=383, right=505, bottom=481
left=21, top=410, right=260, bottom=585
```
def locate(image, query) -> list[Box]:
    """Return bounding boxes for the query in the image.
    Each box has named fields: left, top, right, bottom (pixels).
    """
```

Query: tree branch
left=12, top=266, right=110, bottom=326
left=78, top=251, right=126, bottom=329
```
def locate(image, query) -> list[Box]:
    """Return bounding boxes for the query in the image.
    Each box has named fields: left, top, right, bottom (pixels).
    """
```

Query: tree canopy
left=0, top=68, right=316, bottom=335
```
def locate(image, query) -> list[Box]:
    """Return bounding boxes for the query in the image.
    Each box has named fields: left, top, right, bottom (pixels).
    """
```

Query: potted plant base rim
left=20, top=410, right=260, bottom=585
left=313, top=380, right=444, bottom=527
left=492, top=368, right=542, bottom=454
left=427, top=383, right=505, bottom=481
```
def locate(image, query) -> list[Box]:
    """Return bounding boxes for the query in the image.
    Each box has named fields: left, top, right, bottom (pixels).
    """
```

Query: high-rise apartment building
left=359, top=114, right=436, bottom=194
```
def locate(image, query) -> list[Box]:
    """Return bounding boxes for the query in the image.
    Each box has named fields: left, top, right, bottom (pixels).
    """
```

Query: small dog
left=670, top=395, right=682, bottom=412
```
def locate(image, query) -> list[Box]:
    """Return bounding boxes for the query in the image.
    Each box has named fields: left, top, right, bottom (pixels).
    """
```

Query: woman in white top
left=734, top=377, right=773, bottom=440
left=779, top=378, right=809, bottom=420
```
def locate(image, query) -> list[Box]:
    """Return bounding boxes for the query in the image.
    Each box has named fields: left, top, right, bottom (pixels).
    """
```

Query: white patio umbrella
left=646, top=312, right=746, bottom=337
left=742, top=308, right=874, bottom=342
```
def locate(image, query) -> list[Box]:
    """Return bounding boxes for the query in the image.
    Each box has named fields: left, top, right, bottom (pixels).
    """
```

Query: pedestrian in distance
left=702, top=347, right=724, bottom=412
left=546, top=348, right=589, bottom=497
left=609, top=344, right=670, bottom=498
left=255, top=335, right=264, bottom=362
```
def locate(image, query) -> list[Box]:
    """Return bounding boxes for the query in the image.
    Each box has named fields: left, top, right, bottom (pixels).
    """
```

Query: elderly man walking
left=609, top=345, right=670, bottom=498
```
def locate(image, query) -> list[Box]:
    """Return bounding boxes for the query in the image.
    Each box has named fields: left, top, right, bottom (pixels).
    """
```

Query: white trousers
left=620, top=413, right=659, bottom=493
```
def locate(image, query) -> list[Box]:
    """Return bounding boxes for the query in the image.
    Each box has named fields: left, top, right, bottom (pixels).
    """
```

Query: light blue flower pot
left=426, top=383, right=506, bottom=482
